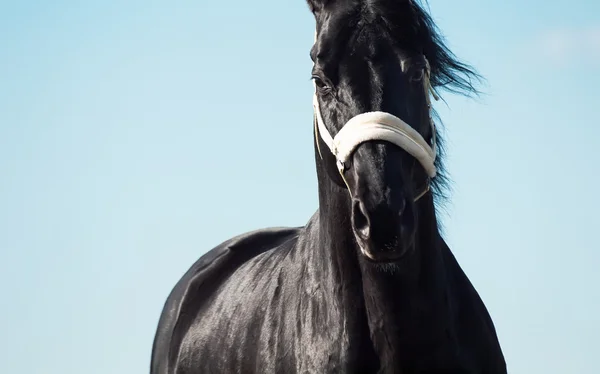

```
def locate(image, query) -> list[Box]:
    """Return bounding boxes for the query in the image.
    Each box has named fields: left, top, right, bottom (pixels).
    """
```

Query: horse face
left=310, top=4, right=434, bottom=262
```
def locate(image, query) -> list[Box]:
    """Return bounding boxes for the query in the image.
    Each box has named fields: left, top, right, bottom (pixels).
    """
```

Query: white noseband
left=313, top=94, right=437, bottom=178
left=312, top=33, right=439, bottom=182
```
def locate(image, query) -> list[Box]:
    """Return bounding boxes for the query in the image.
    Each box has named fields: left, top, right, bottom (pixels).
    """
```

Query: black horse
left=150, top=1, right=507, bottom=373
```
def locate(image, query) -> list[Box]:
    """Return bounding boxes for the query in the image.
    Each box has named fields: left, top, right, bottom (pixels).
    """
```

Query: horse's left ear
left=305, top=0, right=331, bottom=13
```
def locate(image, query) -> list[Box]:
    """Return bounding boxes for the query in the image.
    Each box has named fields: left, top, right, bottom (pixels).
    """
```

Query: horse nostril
left=352, top=199, right=370, bottom=240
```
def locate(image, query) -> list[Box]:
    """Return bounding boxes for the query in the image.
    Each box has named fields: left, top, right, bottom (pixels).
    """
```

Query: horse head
left=307, top=0, right=478, bottom=263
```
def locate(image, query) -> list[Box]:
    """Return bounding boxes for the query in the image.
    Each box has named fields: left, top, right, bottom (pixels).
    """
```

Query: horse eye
left=410, top=69, right=425, bottom=82
left=312, top=75, right=329, bottom=90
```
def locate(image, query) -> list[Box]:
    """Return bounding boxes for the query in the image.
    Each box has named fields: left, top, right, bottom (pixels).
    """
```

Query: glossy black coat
left=151, top=1, right=507, bottom=373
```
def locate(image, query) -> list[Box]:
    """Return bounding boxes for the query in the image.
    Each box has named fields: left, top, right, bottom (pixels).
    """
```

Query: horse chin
left=358, top=243, right=412, bottom=263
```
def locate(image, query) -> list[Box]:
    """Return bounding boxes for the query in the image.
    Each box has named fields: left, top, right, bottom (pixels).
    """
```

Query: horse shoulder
left=441, top=240, right=508, bottom=373
left=150, top=226, right=302, bottom=374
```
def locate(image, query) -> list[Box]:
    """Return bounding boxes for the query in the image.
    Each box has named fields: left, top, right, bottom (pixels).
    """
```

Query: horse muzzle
left=350, top=186, right=417, bottom=263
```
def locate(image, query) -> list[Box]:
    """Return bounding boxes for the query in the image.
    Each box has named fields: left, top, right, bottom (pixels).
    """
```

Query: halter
left=312, top=35, right=439, bottom=202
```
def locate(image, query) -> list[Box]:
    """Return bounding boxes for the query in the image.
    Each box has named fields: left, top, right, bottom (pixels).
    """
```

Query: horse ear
left=306, top=0, right=330, bottom=13
left=306, top=0, right=318, bottom=13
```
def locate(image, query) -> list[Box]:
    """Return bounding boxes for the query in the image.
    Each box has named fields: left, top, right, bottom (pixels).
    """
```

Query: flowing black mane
left=150, top=2, right=506, bottom=373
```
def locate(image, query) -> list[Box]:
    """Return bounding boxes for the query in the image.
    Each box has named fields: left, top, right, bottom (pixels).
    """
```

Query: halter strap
left=312, top=31, right=439, bottom=201
left=313, top=92, right=437, bottom=178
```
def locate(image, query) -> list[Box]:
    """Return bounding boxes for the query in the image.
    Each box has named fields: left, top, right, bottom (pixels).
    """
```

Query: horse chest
left=174, top=275, right=374, bottom=374
left=176, top=310, right=362, bottom=374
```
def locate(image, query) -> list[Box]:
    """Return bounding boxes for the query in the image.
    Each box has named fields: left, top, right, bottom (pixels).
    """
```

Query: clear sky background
left=1, top=0, right=598, bottom=373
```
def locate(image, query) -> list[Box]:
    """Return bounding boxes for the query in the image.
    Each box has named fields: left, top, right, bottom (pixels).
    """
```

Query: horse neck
left=310, top=155, right=384, bottom=370
left=314, top=152, right=453, bottom=370
left=358, top=194, right=455, bottom=371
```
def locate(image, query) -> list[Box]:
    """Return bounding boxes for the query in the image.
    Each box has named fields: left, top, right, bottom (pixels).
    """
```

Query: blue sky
left=1, top=1, right=598, bottom=373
